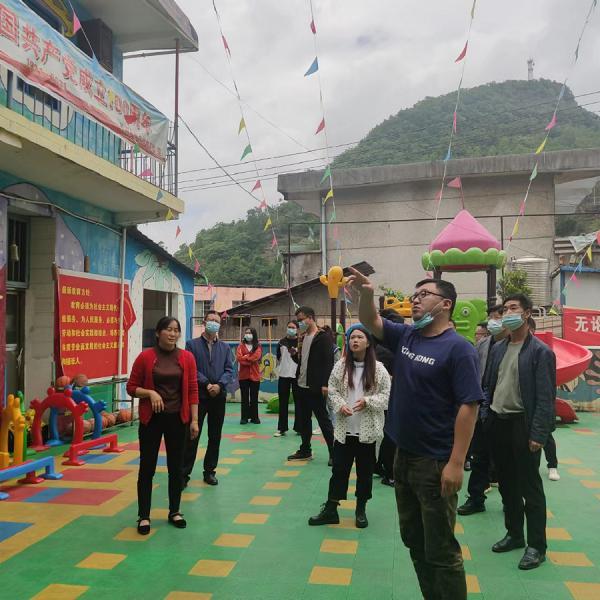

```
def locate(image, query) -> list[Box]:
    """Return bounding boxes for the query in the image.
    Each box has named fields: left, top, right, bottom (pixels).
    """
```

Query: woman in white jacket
left=308, top=323, right=391, bottom=528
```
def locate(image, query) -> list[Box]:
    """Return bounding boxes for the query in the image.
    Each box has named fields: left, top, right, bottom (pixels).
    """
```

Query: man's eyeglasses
left=409, top=290, right=447, bottom=303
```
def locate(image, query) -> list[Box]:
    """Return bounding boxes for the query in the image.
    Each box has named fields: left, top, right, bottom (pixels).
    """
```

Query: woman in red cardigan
left=127, top=316, right=199, bottom=535
left=236, top=327, right=262, bottom=425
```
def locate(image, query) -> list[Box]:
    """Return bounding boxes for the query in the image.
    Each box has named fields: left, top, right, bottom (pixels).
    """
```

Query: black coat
left=294, top=329, right=334, bottom=393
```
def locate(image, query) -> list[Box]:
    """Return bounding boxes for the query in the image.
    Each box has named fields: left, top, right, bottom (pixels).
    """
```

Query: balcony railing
left=0, top=64, right=176, bottom=195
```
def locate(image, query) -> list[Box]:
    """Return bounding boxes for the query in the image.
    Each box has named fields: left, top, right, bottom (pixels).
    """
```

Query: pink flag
left=222, top=35, right=231, bottom=55
left=271, top=232, right=278, bottom=249
left=259, top=200, right=268, bottom=210
left=194, top=259, right=200, bottom=274
left=221, top=311, right=229, bottom=319
left=596, top=230, right=600, bottom=245
left=140, top=168, right=153, bottom=177
left=455, top=41, right=468, bottom=62
left=545, top=113, right=557, bottom=131
left=175, top=226, right=181, bottom=238
left=572, top=273, right=580, bottom=287
left=519, top=200, right=526, bottom=216
left=73, top=12, right=82, bottom=34
left=310, top=19, right=316, bottom=34
left=447, top=177, right=462, bottom=189
left=453, top=111, right=457, bottom=133
left=251, top=180, right=262, bottom=192
left=315, top=118, right=326, bottom=135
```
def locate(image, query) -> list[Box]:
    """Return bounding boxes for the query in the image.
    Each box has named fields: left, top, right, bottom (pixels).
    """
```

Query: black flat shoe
left=137, top=518, right=151, bottom=535
left=492, top=534, right=526, bottom=553
left=457, top=500, right=486, bottom=516
left=168, top=512, right=187, bottom=529
left=518, top=547, right=545, bottom=570
left=251, top=419, right=261, bottom=424
left=203, top=473, right=218, bottom=486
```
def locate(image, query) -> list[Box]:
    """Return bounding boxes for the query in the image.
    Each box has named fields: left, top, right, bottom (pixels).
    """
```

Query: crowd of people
left=126, top=268, right=557, bottom=600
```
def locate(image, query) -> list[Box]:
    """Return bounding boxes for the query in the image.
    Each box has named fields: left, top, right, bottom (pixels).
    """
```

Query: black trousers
left=239, top=379, right=260, bottom=422
left=328, top=436, right=376, bottom=501
left=490, top=412, right=547, bottom=552
left=394, top=449, right=466, bottom=600
left=182, top=393, right=226, bottom=480
left=466, top=419, right=491, bottom=506
left=277, top=377, right=298, bottom=432
left=544, top=433, right=558, bottom=469
left=295, top=385, right=334, bottom=455
left=376, top=429, right=396, bottom=480
left=138, top=412, right=186, bottom=520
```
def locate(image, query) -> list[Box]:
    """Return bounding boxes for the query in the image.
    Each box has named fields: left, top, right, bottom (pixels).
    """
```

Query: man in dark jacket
left=182, top=310, right=233, bottom=486
left=287, top=305, right=335, bottom=463
left=484, top=294, right=556, bottom=570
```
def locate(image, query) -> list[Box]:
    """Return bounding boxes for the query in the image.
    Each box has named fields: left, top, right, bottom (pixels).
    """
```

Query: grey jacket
left=483, top=332, right=556, bottom=445
left=476, top=336, right=493, bottom=382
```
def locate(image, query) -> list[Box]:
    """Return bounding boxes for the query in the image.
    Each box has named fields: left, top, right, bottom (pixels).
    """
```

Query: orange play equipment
left=0, top=394, right=26, bottom=470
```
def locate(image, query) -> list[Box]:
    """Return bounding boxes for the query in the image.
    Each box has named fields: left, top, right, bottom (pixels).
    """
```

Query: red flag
left=251, top=180, right=262, bottom=192
left=310, top=19, right=316, bottom=34
left=221, top=310, right=229, bottom=319
left=315, top=118, right=326, bottom=135
left=259, top=200, right=268, bottom=210
left=175, top=226, right=181, bottom=238
left=124, top=114, right=137, bottom=125
left=455, top=41, right=468, bottom=62
left=447, top=177, right=462, bottom=189
left=545, top=113, right=557, bottom=131
left=194, top=259, right=200, bottom=274
left=453, top=111, right=457, bottom=133
left=140, top=168, right=153, bottom=177
left=596, top=230, right=600, bottom=245
left=222, top=35, right=231, bottom=55
left=271, top=232, right=277, bottom=249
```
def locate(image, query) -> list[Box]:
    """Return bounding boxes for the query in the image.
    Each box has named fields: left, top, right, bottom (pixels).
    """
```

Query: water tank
left=510, top=257, right=550, bottom=307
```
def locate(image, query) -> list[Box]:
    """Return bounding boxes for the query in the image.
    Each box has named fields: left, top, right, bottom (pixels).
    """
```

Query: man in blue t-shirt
left=349, top=268, right=481, bottom=600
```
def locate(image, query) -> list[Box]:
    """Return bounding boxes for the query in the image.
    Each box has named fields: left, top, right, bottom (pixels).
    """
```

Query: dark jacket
left=294, top=329, right=334, bottom=393
left=375, top=342, right=395, bottom=376
left=483, top=332, right=556, bottom=445
left=185, top=335, right=234, bottom=401
left=276, top=336, right=298, bottom=361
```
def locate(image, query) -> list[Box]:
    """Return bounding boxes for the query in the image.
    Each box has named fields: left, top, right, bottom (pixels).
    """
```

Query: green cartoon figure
left=452, top=299, right=488, bottom=344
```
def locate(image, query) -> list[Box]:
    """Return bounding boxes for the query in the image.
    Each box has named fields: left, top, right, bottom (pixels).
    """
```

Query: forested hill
left=333, top=79, right=600, bottom=168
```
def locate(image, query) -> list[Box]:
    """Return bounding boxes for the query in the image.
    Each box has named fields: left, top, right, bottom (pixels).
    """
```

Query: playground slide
left=535, top=331, right=592, bottom=386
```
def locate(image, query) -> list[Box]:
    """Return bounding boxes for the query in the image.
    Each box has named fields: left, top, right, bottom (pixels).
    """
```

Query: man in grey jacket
left=484, top=293, right=556, bottom=571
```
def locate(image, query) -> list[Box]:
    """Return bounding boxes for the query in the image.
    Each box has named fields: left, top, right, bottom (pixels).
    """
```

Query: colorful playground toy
left=71, top=386, right=107, bottom=439
left=452, top=298, right=488, bottom=343
left=320, top=265, right=349, bottom=299
left=382, top=295, right=413, bottom=318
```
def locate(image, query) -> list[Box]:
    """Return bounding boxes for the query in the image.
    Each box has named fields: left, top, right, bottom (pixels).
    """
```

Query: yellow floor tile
left=547, top=552, right=593, bottom=567
left=189, top=559, right=236, bottom=577
left=559, top=457, right=582, bottom=465
left=565, top=581, right=600, bottom=599
left=320, top=539, right=358, bottom=555
left=580, top=480, right=600, bottom=489
left=348, top=484, right=356, bottom=493
left=284, top=460, right=309, bottom=466
left=234, top=513, right=269, bottom=525
left=309, top=566, right=352, bottom=586
left=182, top=493, right=201, bottom=502
left=349, top=473, right=357, bottom=480
left=152, top=508, right=171, bottom=519
left=213, top=533, right=255, bottom=548
left=76, top=552, right=126, bottom=570
left=327, top=517, right=357, bottom=530
left=568, top=467, right=595, bottom=476
left=31, top=584, right=89, bottom=600
left=221, top=457, right=244, bottom=464
left=114, top=527, right=156, bottom=541
left=232, top=449, right=254, bottom=455
left=263, top=482, right=292, bottom=490
left=546, top=527, right=572, bottom=540
left=461, top=545, right=472, bottom=561
left=547, top=509, right=554, bottom=519
left=455, top=522, right=464, bottom=534
left=164, top=593, right=212, bottom=600
left=215, top=467, right=231, bottom=475
left=466, top=575, right=480, bottom=593
left=339, top=499, right=356, bottom=510
left=250, top=495, right=281, bottom=506
left=275, top=470, right=300, bottom=477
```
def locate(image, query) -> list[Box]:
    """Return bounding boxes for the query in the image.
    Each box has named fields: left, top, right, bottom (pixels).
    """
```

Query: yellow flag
left=264, top=217, right=272, bottom=231
left=323, top=188, right=334, bottom=204
left=587, top=245, right=593, bottom=263
left=548, top=305, right=558, bottom=316
left=238, top=118, right=246, bottom=134
left=511, top=220, right=519, bottom=238
left=165, top=208, right=174, bottom=221
left=535, top=137, right=547, bottom=155
left=188, top=247, right=193, bottom=259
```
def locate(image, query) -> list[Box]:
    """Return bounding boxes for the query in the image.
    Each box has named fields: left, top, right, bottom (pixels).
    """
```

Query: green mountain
left=333, top=79, right=600, bottom=168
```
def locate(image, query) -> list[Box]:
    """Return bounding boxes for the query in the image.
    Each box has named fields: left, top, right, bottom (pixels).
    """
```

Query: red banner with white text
left=562, top=307, right=600, bottom=347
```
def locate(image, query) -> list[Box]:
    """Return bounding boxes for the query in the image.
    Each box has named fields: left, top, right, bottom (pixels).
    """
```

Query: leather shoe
left=457, top=500, right=485, bottom=516
left=492, top=535, right=526, bottom=553
left=203, top=473, right=218, bottom=486
left=518, top=547, right=545, bottom=570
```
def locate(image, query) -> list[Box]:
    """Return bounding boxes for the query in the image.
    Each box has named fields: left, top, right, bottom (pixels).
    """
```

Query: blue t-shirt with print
left=383, top=319, right=483, bottom=461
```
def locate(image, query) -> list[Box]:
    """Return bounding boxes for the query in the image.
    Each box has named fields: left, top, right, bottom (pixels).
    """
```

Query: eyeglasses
left=409, top=290, right=447, bottom=303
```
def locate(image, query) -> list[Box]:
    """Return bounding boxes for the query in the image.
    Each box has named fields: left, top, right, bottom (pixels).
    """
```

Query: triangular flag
left=304, top=57, right=319, bottom=76
left=545, top=113, right=557, bottom=131
left=264, top=217, right=272, bottom=231
left=530, top=164, right=538, bottom=181
left=535, top=137, right=547, bottom=155
left=320, top=165, right=331, bottom=184
left=221, top=311, right=228, bottom=319
left=575, top=42, right=580, bottom=61
left=271, top=232, right=277, bottom=249
left=558, top=85, right=566, bottom=101
left=175, top=226, right=181, bottom=238
left=238, top=118, right=246, bottom=134
left=453, top=111, right=457, bottom=133
left=323, top=188, right=334, bottom=204
left=259, top=200, right=268, bottom=210
left=596, top=230, right=600, bottom=245
left=511, top=218, right=520, bottom=239
left=586, top=245, right=593, bottom=263
left=222, top=35, right=231, bottom=55
left=194, top=259, right=200, bottom=274
left=315, top=118, right=326, bottom=135
left=251, top=180, right=262, bottom=192
left=310, top=19, right=316, bottom=34
left=519, top=200, right=526, bottom=216
left=188, top=247, right=193, bottom=259
left=455, top=41, right=468, bottom=63
left=572, top=273, right=580, bottom=286
left=140, top=168, right=153, bottom=177
left=447, top=176, right=462, bottom=189
left=156, top=190, right=164, bottom=202
left=444, top=147, right=452, bottom=161
left=471, top=0, right=477, bottom=19
left=240, top=144, right=252, bottom=160
left=165, top=208, right=174, bottom=221
left=73, top=11, right=81, bottom=34
left=548, top=305, right=558, bottom=316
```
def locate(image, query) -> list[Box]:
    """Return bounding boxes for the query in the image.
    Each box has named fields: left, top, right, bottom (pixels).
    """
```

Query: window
left=261, top=318, right=278, bottom=328
left=194, top=300, right=212, bottom=319
left=7, top=217, right=28, bottom=285
left=17, top=78, right=61, bottom=112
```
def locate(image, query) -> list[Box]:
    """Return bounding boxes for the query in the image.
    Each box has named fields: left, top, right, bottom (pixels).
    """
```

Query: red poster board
left=562, top=307, right=600, bottom=347
left=56, top=271, right=136, bottom=381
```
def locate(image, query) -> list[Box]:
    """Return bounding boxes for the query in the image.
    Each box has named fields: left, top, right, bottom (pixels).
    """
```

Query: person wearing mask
left=484, top=294, right=556, bottom=570
left=127, top=317, right=199, bottom=535
left=475, top=323, right=489, bottom=344
left=308, top=324, right=391, bottom=528
left=349, top=268, right=481, bottom=600
left=183, top=310, right=233, bottom=487
left=287, top=306, right=335, bottom=464
left=236, top=327, right=262, bottom=425
left=274, top=320, right=299, bottom=437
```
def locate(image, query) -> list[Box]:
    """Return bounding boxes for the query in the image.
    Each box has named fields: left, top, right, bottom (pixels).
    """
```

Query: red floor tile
left=46, top=488, right=121, bottom=505
left=59, top=469, right=130, bottom=483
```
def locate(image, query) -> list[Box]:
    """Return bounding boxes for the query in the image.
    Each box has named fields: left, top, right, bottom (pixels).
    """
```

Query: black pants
left=329, top=437, right=376, bottom=501
left=295, top=385, right=334, bottom=455
left=138, top=412, right=186, bottom=520
left=394, top=449, right=466, bottom=600
left=277, top=377, right=298, bottom=433
left=490, top=412, right=547, bottom=552
left=239, top=379, right=260, bottom=422
left=376, top=429, right=396, bottom=480
left=544, top=433, right=558, bottom=469
left=466, top=419, right=491, bottom=506
left=182, top=394, right=226, bottom=480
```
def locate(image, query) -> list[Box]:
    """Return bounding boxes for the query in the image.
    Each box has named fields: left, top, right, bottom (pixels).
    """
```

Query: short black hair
left=380, top=308, right=405, bottom=324
left=487, top=304, right=504, bottom=316
left=295, top=306, right=315, bottom=319
left=503, top=293, right=533, bottom=311
left=204, top=310, right=220, bottom=321
left=287, top=319, right=299, bottom=328
left=477, top=322, right=489, bottom=329
left=155, top=316, right=181, bottom=333
left=527, top=316, right=537, bottom=332
left=415, top=278, right=457, bottom=315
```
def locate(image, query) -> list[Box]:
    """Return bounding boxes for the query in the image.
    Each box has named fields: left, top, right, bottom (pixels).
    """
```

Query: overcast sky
left=124, top=0, right=600, bottom=252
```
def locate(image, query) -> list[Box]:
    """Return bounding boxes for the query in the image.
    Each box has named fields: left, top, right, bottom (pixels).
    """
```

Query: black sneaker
left=381, top=477, right=395, bottom=487
left=287, top=450, right=313, bottom=461
left=308, top=501, right=339, bottom=526
left=457, top=500, right=485, bottom=516
left=240, top=419, right=248, bottom=425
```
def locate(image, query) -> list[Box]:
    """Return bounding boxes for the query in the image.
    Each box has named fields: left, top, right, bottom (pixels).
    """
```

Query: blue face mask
left=487, top=319, right=504, bottom=336
left=412, top=313, right=434, bottom=330
left=298, top=320, right=308, bottom=332
left=502, top=314, right=524, bottom=331
left=205, top=321, right=220, bottom=335
left=286, top=328, right=297, bottom=337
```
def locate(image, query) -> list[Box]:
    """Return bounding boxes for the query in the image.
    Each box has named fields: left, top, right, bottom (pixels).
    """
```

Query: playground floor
left=1, top=407, right=600, bottom=600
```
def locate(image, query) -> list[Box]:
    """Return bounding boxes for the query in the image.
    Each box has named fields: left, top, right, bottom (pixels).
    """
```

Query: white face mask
left=244, top=334, right=253, bottom=343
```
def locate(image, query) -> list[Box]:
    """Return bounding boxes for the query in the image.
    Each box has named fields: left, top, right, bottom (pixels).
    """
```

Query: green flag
left=240, top=144, right=252, bottom=161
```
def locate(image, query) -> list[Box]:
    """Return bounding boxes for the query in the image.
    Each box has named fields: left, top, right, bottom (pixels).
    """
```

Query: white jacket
left=327, top=359, right=391, bottom=444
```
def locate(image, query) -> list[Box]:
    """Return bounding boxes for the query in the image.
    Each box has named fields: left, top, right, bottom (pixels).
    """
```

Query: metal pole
left=340, top=299, right=346, bottom=331
left=287, top=223, right=292, bottom=320
left=174, top=38, right=180, bottom=196
left=500, top=216, right=504, bottom=250
left=117, top=228, right=127, bottom=380
left=331, top=298, right=337, bottom=332
left=320, top=201, right=327, bottom=275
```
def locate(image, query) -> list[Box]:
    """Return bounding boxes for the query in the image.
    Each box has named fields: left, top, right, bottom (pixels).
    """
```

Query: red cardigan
left=236, top=343, right=262, bottom=382
left=126, top=347, right=199, bottom=425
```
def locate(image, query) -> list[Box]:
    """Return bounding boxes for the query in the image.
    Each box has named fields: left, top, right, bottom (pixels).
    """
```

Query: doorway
left=6, top=290, right=25, bottom=395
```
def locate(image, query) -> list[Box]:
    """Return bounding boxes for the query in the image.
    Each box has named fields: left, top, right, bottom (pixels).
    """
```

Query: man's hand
left=347, top=267, right=375, bottom=294
left=321, top=386, right=328, bottom=397
left=529, top=440, right=543, bottom=452
left=353, top=398, right=366, bottom=412
left=190, top=421, right=200, bottom=439
left=149, top=390, right=164, bottom=413
left=340, top=405, right=353, bottom=416
left=440, top=461, right=463, bottom=497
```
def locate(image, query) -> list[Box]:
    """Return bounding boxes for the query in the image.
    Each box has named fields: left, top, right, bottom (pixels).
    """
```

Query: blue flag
left=304, top=57, right=319, bottom=76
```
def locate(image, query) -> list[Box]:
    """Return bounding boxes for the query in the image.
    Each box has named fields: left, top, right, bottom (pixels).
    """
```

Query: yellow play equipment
left=320, top=266, right=348, bottom=299
left=383, top=295, right=413, bottom=318
left=0, top=394, right=27, bottom=469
